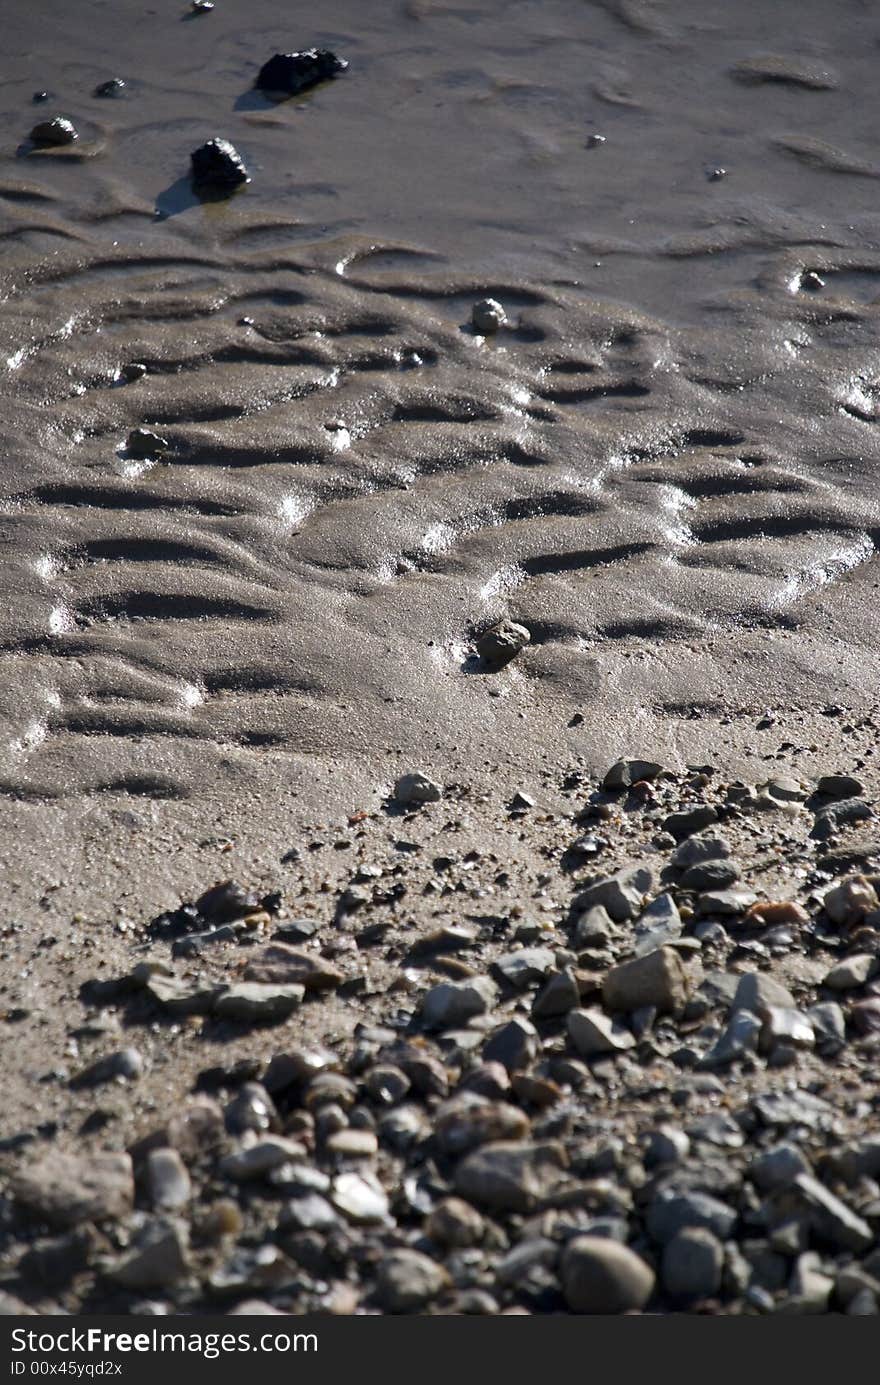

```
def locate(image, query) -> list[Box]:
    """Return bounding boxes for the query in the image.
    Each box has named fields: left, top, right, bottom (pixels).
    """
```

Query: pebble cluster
left=4, top=755, right=880, bottom=1315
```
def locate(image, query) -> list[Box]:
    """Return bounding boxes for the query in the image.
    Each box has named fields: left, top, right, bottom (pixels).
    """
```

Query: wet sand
left=2, top=0, right=880, bottom=1313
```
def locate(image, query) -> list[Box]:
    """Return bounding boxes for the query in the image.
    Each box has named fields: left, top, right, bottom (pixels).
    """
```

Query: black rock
left=195, top=878, right=260, bottom=922
left=32, top=91, right=50, bottom=103
left=95, top=78, right=125, bottom=98
left=190, top=138, right=249, bottom=190
left=256, top=49, right=348, bottom=97
left=30, top=117, right=78, bottom=146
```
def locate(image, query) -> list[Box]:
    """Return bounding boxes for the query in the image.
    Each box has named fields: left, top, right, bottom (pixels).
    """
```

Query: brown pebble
left=743, top=900, right=810, bottom=926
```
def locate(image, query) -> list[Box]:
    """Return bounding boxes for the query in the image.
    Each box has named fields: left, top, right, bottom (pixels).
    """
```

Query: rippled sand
left=1, top=0, right=880, bottom=895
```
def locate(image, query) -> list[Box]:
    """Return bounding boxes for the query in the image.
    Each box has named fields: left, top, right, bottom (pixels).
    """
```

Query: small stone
left=744, top=900, right=810, bottom=927
left=14, top=1151, right=133, bottom=1229
left=375, top=1249, right=450, bottom=1313
left=602, top=947, right=688, bottom=1015
left=760, top=1006, right=814, bottom=1052
left=759, top=776, right=807, bottom=804
left=808, top=1001, right=846, bottom=1054
left=196, top=879, right=259, bottom=922
left=213, top=982, right=305, bottom=1020
left=30, top=116, right=77, bottom=145
left=243, top=944, right=342, bottom=991
left=783, top=1252, right=834, bottom=1314
left=573, top=863, right=654, bottom=922
left=800, top=270, right=825, bottom=291
left=663, top=806, right=719, bottom=842
left=109, top=1218, right=188, bottom=1289
left=126, top=427, right=169, bottom=459
left=532, top=968, right=580, bottom=1018
left=700, top=1009, right=762, bottom=1067
left=190, top=138, right=249, bottom=189
left=671, top=834, right=732, bottom=869
left=573, top=904, right=615, bottom=947
left=364, top=1064, right=410, bottom=1105
left=567, top=1006, right=636, bottom=1057
left=813, top=798, right=873, bottom=840
left=454, top=1140, right=567, bottom=1212
left=661, top=1227, right=723, bottom=1300
left=256, top=49, right=349, bottom=97
left=394, top=771, right=442, bottom=804
left=644, top=1125, right=690, bottom=1168
left=732, top=972, right=796, bottom=1014
left=422, top=976, right=497, bottom=1030
left=510, top=790, right=536, bottom=810
left=94, top=78, right=125, bottom=97
left=647, top=1188, right=737, bottom=1244
left=331, top=1172, right=390, bottom=1224
left=325, top=1128, right=378, bottom=1158
left=822, top=875, right=878, bottom=926
left=602, top=759, right=664, bottom=791
left=472, top=298, right=507, bottom=333
left=823, top=953, right=876, bottom=991
left=561, top=1236, right=654, bottom=1314
left=680, top=859, right=741, bottom=891
left=493, top=947, right=556, bottom=990
left=817, top=774, right=864, bottom=799
left=435, top=1097, right=529, bottom=1155
left=476, top=618, right=530, bottom=664
left=220, top=1137, right=306, bottom=1181
left=70, top=1046, right=143, bottom=1087
left=461, top=1062, right=510, bottom=1100
left=146, top=1149, right=191, bottom=1210
left=696, top=888, right=757, bottom=916
left=278, top=1194, right=337, bottom=1232
left=482, top=1016, right=539, bottom=1071
left=425, top=1197, right=484, bottom=1248
left=749, top=1144, right=811, bottom=1191
left=633, top=893, right=682, bottom=955
left=790, top=1173, right=873, bottom=1251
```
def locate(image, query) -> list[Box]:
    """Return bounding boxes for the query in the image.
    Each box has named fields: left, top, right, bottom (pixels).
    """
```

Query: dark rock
left=30, top=116, right=77, bottom=145
left=561, top=1236, right=654, bottom=1314
left=190, top=139, right=250, bottom=189
left=126, top=427, right=169, bottom=459
left=94, top=78, right=125, bottom=98
left=256, top=50, right=348, bottom=97
left=195, top=879, right=259, bottom=922
left=663, top=806, right=718, bottom=842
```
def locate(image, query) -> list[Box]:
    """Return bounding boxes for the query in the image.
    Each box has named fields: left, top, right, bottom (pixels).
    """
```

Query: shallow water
left=3, top=0, right=880, bottom=800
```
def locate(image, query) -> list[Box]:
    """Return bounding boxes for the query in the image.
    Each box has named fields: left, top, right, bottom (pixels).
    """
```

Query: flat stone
left=493, top=947, right=556, bottom=991
left=759, top=776, right=807, bottom=803
left=663, top=806, right=719, bottom=842
left=573, top=864, right=654, bottom=922
left=422, top=976, right=497, bottom=1030
left=696, top=889, right=757, bottom=917
left=633, top=893, right=682, bottom=955
left=220, top=1137, right=307, bottom=1181
left=325, top=1129, right=378, bottom=1158
left=14, top=1151, right=133, bottom=1229
left=603, top=759, right=664, bottom=790
left=375, top=1249, right=450, bottom=1312
left=255, top=49, right=349, bottom=96
left=146, top=974, right=223, bottom=1016
left=567, top=1007, right=636, bottom=1057
left=435, top=1096, right=529, bottom=1155
left=243, top=944, right=342, bottom=991
left=454, top=1140, right=567, bottom=1212
left=602, top=947, right=688, bottom=1015
left=671, top=834, right=732, bottom=869
left=647, top=1188, right=737, bottom=1244
left=561, top=1236, right=655, bottom=1314
left=661, top=1227, right=723, bottom=1299
left=818, top=774, right=865, bottom=799
left=680, top=860, right=741, bottom=891
left=791, top=1174, right=873, bottom=1252
left=212, top=983, right=305, bottom=1021
left=278, top=1194, right=338, bottom=1233
left=394, top=772, right=442, bottom=804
